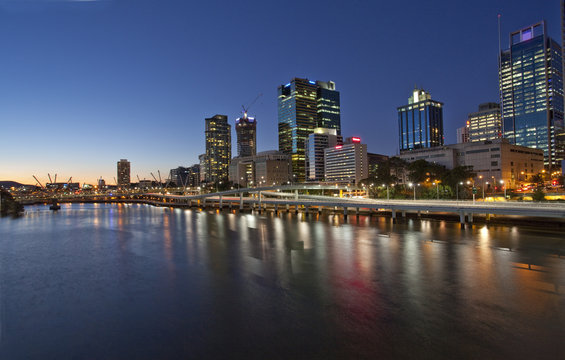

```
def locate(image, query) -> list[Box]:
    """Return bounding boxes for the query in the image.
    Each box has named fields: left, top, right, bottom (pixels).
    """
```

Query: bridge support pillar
left=417, top=210, right=421, bottom=218
left=258, top=191, right=262, bottom=213
left=286, top=204, right=290, bottom=213
left=392, top=209, right=397, bottom=224
left=318, top=207, right=322, bottom=215
left=229, top=201, right=232, bottom=210
left=343, top=207, right=348, bottom=218
left=294, top=190, right=299, bottom=200
left=305, top=206, right=309, bottom=214
left=294, top=205, right=299, bottom=214
left=274, top=204, right=278, bottom=214
left=356, top=207, right=360, bottom=216
left=203, top=198, right=206, bottom=208
left=468, top=213, right=473, bottom=224
left=401, top=210, right=406, bottom=218
left=459, top=211, right=466, bottom=229
left=239, top=193, right=243, bottom=211
left=219, top=196, right=223, bottom=209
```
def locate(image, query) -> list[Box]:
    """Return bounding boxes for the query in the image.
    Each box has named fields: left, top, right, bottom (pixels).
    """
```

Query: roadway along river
left=1, top=203, right=564, bottom=359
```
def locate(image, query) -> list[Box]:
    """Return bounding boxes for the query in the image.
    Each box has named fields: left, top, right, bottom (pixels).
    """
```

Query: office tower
left=456, top=125, right=470, bottom=144
left=397, top=88, right=444, bottom=151
left=467, top=103, right=502, bottom=142
left=278, top=77, right=341, bottom=182
left=205, top=115, right=231, bottom=184
left=117, top=159, right=130, bottom=189
left=317, top=81, right=341, bottom=135
left=305, top=128, right=342, bottom=182
left=499, top=21, right=564, bottom=168
left=324, top=137, right=368, bottom=185
left=236, top=113, right=256, bottom=157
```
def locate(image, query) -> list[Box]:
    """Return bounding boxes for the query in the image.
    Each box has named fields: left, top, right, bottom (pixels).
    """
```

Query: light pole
left=483, top=181, right=488, bottom=199
left=383, top=184, right=389, bottom=200
left=500, top=180, right=506, bottom=199
left=457, top=182, right=463, bottom=201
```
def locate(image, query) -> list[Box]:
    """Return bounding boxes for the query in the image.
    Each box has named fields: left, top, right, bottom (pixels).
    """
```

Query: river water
left=0, top=203, right=564, bottom=359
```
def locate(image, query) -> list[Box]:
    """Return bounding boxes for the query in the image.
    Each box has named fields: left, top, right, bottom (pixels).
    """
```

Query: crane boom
left=54, top=174, right=57, bottom=184
left=48, top=173, right=53, bottom=184
left=32, top=175, right=45, bottom=189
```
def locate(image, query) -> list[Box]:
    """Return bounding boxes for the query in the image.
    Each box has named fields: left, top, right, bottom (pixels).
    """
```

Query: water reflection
left=0, top=204, right=564, bottom=359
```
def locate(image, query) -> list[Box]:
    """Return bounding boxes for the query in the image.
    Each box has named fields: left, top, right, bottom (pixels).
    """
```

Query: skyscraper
left=316, top=81, right=341, bottom=135
left=499, top=21, right=564, bottom=168
left=467, top=103, right=502, bottom=142
left=205, top=114, right=231, bottom=184
left=278, top=77, right=341, bottom=182
left=324, top=137, right=368, bottom=185
left=235, top=113, right=256, bottom=157
left=397, top=88, right=444, bottom=152
left=117, top=159, right=130, bottom=189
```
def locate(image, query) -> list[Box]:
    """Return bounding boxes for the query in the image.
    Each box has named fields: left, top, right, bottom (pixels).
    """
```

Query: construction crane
left=54, top=174, right=57, bottom=184
left=32, top=175, right=45, bottom=189
left=241, top=93, right=262, bottom=119
left=48, top=173, right=53, bottom=184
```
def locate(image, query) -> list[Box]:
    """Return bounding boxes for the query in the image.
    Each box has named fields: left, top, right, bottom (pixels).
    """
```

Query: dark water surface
left=0, top=203, right=564, bottom=359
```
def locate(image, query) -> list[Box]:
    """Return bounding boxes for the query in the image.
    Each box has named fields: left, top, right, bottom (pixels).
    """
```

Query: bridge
left=16, top=184, right=565, bottom=228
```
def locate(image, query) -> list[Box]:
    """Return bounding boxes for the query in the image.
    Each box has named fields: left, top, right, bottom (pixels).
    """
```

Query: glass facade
left=398, top=89, right=444, bottom=151
left=278, top=78, right=340, bottom=182
left=205, top=114, right=231, bottom=184
left=500, top=21, right=564, bottom=168
left=316, top=81, right=341, bottom=135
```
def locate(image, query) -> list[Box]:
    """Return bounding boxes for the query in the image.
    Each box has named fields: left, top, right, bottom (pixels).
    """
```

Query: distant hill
left=0, top=181, right=29, bottom=189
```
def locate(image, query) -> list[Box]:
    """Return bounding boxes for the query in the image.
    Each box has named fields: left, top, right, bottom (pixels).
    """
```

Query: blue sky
left=0, top=0, right=561, bottom=184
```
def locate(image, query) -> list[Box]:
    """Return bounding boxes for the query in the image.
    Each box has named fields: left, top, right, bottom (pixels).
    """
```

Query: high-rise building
left=316, top=81, right=341, bottom=135
left=467, top=103, right=502, bottom=142
left=205, top=115, right=231, bottom=184
left=324, top=137, right=368, bottom=185
left=278, top=77, right=341, bottom=182
left=499, top=21, right=564, bottom=168
left=305, top=128, right=342, bottom=182
left=456, top=125, right=470, bottom=144
left=117, top=159, right=130, bottom=189
left=397, top=88, right=444, bottom=151
left=235, top=113, right=256, bottom=157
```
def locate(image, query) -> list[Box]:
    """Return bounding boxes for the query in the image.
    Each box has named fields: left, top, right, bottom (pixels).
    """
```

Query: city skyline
left=0, top=0, right=561, bottom=184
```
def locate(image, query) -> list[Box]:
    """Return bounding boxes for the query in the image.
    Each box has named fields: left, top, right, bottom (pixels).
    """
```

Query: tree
left=442, top=166, right=476, bottom=190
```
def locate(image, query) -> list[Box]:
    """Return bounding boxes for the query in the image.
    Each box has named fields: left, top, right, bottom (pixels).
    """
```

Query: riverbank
left=0, top=189, right=24, bottom=216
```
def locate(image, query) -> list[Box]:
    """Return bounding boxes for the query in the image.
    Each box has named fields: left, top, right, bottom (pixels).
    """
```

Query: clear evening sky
left=0, top=0, right=561, bottom=185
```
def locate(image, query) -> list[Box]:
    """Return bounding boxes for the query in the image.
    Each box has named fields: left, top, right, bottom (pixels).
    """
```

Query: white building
left=229, top=151, right=292, bottom=186
left=305, top=128, right=342, bottom=182
left=324, top=137, right=368, bottom=185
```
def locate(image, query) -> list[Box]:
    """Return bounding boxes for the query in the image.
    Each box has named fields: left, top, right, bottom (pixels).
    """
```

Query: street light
left=500, top=179, right=506, bottom=199
left=484, top=181, right=488, bottom=199
left=457, top=181, right=463, bottom=201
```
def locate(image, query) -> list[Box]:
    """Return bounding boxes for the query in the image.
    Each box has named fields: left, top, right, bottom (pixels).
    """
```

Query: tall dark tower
left=205, top=114, right=231, bottom=184
left=278, top=77, right=341, bottom=182
left=117, top=159, right=130, bottom=189
left=236, top=113, right=256, bottom=157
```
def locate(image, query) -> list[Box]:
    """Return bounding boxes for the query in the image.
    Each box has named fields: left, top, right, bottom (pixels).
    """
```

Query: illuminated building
left=324, top=137, right=368, bottom=185
left=367, top=152, right=389, bottom=179
left=278, top=78, right=341, bottom=182
left=467, top=103, right=502, bottom=142
left=198, top=154, right=207, bottom=184
left=399, top=139, right=544, bottom=188
left=236, top=113, right=256, bottom=157
left=457, top=125, right=469, bottom=143
left=117, top=159, right=130, bottom=189
left=170, top=165, right=200, bottom=188
left=305, top=128, right=342, bottom=182
left=499, top=21, right=564, bottom=168
left=229, top=151, right=292, bottom=187
left=397, top=88, right=444, bottom=151
left=205, top=115, right=231, bottom=184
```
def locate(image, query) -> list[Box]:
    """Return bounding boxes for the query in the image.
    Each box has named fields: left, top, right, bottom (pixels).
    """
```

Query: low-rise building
left=399, top=138, right=544, bottom=188
left=229, top=151, right=292, bottom=187
left=305, top=128, right=342, bottom=182
left=324, top=137, right=368, bottom=185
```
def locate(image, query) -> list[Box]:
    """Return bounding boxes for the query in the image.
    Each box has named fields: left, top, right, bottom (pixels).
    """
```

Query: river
left=0, top=203, right=564, bottom=359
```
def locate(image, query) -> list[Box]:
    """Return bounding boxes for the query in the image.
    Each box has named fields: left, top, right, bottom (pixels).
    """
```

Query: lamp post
left=383, top=184, right=389, bottom=200
left=500, top=180, right=506, bottom=199
left=457, top=181, right=463, bottom=201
